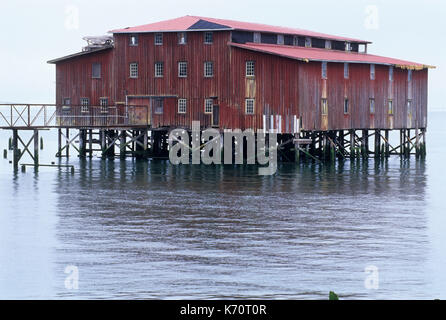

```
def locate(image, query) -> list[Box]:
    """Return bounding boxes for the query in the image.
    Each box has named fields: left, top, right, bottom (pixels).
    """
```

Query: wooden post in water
left=385, top=130, right=390, bottom=157
left=79, top=129, right=86, bottom=158
left=66, top=128, right=70, bottom=157
left=374, top=129, right=380, bottom=158
left=120, top=130, right=126, bottom=158
left=33, top=130, right=39, bottom=166
left=12, top=129, right=18, bottom=170
left=57, top=128, right=62, bottom=157
left=89, top=129, right=93, bottom=157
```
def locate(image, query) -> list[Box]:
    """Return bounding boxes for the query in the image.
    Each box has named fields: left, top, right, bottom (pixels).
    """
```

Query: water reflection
left=49, top=158, right=429, bottom=299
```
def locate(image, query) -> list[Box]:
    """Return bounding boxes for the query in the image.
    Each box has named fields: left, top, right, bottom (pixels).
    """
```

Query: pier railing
left=0, top=104, right=149, bottom=128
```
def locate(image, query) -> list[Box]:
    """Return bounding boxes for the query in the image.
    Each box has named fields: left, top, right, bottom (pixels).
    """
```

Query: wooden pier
left=0, top=104, right=426, bottom=170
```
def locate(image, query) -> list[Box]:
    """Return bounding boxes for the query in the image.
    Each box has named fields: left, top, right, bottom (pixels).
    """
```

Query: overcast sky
left=0, top=0, right=444, bottom=110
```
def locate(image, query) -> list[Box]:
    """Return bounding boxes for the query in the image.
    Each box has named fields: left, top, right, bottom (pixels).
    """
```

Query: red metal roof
left=110, top=15, right=369, bottom=43
left=230, top=42, right=433, bottom=69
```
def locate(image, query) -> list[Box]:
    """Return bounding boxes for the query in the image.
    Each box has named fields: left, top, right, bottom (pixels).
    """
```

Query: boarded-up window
left=370, top=64, right=376, bottom=80
left=370, top=98, right=375, bottom=114
left=154, top=98, right=164, bottom=114
left=178, top=32, right=187, bottom=44
left=321, top=98, right=328, bottom=115
left=245, top=99, right=255, bottom=114
left=344, top=63, right=349, bottom=79
left=178, top=99, right=187, bottom=113
left=322, top=62, right=327, bottom=79
left=388, top=100, right=394, bottom=115
left=92, top=63, right=101, bottom=79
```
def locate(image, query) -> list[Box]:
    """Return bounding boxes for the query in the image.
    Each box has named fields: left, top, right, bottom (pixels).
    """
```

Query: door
left=212, top=105, right=219, bottom=127
left=126, top=97, right=151, bottom=126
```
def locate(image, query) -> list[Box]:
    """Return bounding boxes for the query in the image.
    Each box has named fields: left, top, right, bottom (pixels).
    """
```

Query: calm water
left=0, top=111, right=445, bottom=300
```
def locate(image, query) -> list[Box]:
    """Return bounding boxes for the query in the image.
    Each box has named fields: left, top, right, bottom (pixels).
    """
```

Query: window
left=325, top=40, right=332, bottom=50
left=246, top=61, right=255, bottom=77
left=100, top=98, right=108, bottom=113
left=155, top=62, right=164, bottom=77
left=204, top=99, right=213, bottom=114
left=370, top=98, right=375, bottom=114
left=344, top=63, right=349, bottom=79
left=321, top=98, right=328, bottom=115
left=178, top=99, right=187, bottom=113
left=293, top=36, right=299, bottom=46
left=407, top=99, right=412, bottom=116
left=130, top=63, right=138, bottom=78
left=129, top=34, right=138, bottom=46
left=370, top=64, right=376, bottom=80
left=253, top=32, right=261, bottom=43
left=63, top=98, right=71, bottom=106
left=345, top=42, right=352, bottom=51
left=305, top=37, right=311, bottom=47
left=80, top=98, right=90, bottom=113
left=277, top=34, right=284, bottom=45
left=322, top=61, right=327, bottom=79
left=204, top=32, right=213, bottom=44
left=178, top=61, right=187, bottom=77
left=344, top=98, right=349, bottom=114
left=388, top=100, right=394, bottom=115
left=245, top=99, right=255, bottom=114
left=155, top=33, right=163, bottom=45
left=204, top=61, right=214, bottom=77
left=92, top=63, right=101, bottom=79
left=178, top=32, right=187, bottom=44
left=154, top=98, right=164, bottom=114
left=408, top=70, right=413, bottom=82
left=389, top=66, right=394, bottom=81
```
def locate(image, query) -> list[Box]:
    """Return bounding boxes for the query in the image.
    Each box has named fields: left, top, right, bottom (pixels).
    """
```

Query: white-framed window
left=322, top=61, right=327, bottom=79
left=325, top=40, right=332, bottom=50
left=204, top=99, right=213, bottom=114
left=204, top=61, right=214, bottom=77
left=408, top=70, right=413, bottom=82
left=388, top=99, right=394, bottom=115
left=154, top=98, right=164, bottom=114
left=246, top=60, right=255, bottom=77
left=305, top=37, right=311, bottom=47
left=370, top=64, right=376, bottom=80
left=155, top=33, right=163, bottom=45
left=345, top=42, right=352, bottom=51
left=100, top=98, right=108, bottom=113
left=155, top=62, right=164, bottom=77
left=245, top=99, right=255, bottom=114
left=178, top=61, right=187, bottom=77
left=389, top=66, right=394, bottom=81
left=344, top=98, right=349, bottom=114
left=80, top=98, right=90, bottom=113
left=344, top=63, right=349, bottom=79
left=129, top=34, right=138, bottom=46
left=130, top=62, right=138, bottom=78
left=178, top=99, right=187, bottom=113
left=178, top=32, right=187, bottom=45
left=370, top=98, right=375, bottom=114
left=253, top=32, right=261, bottom=43
left=204, top=32, right=213, bottom=44
left=321, top=98, right=328, bottom=115
left=277, top=34, right=284, bottom=45
left=92, top=63, right=101, bottom=79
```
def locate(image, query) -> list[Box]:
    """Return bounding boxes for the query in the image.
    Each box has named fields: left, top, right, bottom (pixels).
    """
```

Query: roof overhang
left=47, top=46, right=113, bottom=64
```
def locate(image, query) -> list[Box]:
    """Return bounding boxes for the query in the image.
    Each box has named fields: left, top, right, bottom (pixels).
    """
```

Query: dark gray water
left=1, top=111, right=445, bottom=300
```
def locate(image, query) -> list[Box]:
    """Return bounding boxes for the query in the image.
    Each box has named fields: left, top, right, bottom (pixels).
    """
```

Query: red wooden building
left=47, top=15, right=433, bottom=159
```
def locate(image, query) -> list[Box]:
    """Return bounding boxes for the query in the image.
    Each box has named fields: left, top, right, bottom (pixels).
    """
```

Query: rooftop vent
left=82, top=35, right=114, bottom=51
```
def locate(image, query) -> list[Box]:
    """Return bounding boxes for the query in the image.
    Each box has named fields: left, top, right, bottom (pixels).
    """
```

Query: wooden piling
left=12, top=129, right=18, bottom=169
left=33, top=130, right=39, bottom=166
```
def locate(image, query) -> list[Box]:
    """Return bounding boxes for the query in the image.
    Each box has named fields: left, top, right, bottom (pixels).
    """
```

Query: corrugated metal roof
left=110, top=15, right=370, bottom=43
left=230, top=42, right=434, bottom=70
left=47, top=46, right=113, bottom=64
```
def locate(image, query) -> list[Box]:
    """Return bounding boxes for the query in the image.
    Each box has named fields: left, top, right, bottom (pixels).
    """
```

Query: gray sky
left=0, top=0, right=444, bottom=110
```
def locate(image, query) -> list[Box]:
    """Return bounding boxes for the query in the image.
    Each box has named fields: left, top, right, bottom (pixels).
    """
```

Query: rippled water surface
left=1, top=111, right=445, bottom=299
